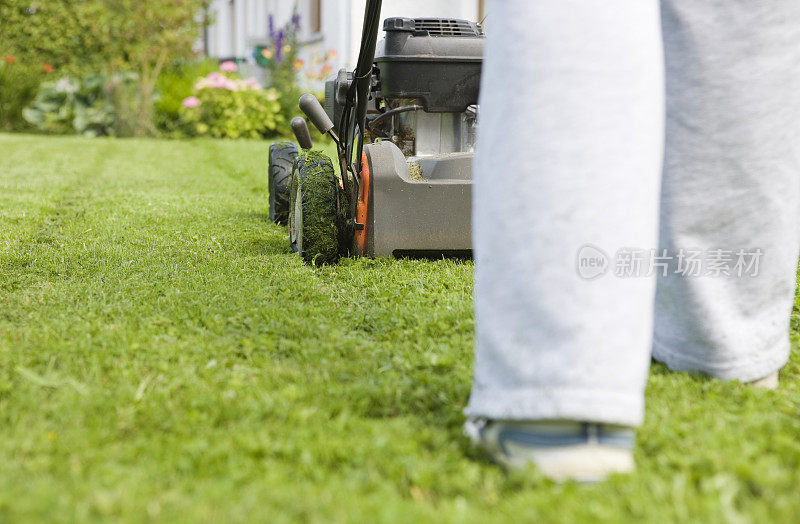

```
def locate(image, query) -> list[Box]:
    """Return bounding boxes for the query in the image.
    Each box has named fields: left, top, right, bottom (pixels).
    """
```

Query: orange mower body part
left=354, top=151, right=371, bottom=256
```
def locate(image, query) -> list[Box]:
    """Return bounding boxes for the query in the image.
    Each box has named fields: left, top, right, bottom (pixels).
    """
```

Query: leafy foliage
left=101, top=0, right=208, bottom=136
left=179, top=74, right=283, bottom=139
left=0, top=1, right=109, bottom=76
left=0, top=0, right=207, bottom=135
left=0, top=57, right=48, bottom=131
left=0, top=0, right=205, bottom=74
left=154, top=59, right=220, bottom=135
left=22, top=73, right=139, bottom=136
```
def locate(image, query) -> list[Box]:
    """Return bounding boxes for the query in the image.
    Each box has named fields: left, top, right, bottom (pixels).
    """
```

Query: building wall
left=345, top=1, right=480, bottom=67
left=204, top=0, right=483, bottom=87
left=206, top=0, right=302, bottom=60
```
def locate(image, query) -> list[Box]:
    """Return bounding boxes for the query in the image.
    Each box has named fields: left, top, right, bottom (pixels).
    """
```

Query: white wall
left=206, top=0, right=298, bottom=59
left=346, top=0, right=480, bottom=67
left=204, top=0, right=482, bottom=88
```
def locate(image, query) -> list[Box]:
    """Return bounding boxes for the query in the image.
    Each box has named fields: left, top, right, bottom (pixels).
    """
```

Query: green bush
left=0, top=0, right=208, bottom=135
left=0, top=2, right=108, bottom=76
left=23, top=72, right=139, bottom=137
left=0, top=56, right=48, bottom=131
left=154, top=59, right=220, bottom=135
left=0, top=0, right=205, bottom=74
left=180, top=72, right=283, bottom=139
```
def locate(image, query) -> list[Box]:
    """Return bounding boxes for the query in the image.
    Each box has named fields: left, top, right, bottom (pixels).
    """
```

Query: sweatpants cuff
left=652, top=338, right=790, bottom=382
left=464, top=387, right=644, bottom=427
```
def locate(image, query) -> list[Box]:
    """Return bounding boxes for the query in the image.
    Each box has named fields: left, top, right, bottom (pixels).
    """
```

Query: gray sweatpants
left=466, top=0, right=800, bottom=426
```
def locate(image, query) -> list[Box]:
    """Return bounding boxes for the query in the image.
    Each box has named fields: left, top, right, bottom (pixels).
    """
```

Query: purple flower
left=268, top=14, right=275, bottom=40
left=275, top=30, right=285, bottom=62
left=182, top=96, right=201, bottom=109
left=291, top=13, right=301, bottom=31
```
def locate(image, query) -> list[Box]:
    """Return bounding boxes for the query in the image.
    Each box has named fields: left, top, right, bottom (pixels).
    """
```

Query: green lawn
left=1, top=133, right=799, bottom=522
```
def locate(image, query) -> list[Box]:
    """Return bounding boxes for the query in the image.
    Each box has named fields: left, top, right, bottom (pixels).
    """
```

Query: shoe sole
left=496, top=441, right=634, bottom=482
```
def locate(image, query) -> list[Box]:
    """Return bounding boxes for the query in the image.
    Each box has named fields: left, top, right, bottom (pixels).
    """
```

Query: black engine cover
left=374, top=17, right=484, bottom=113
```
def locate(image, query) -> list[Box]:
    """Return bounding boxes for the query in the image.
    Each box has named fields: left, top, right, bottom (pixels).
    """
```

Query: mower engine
left=370, top=17, right=482, bottom=157
left=324, top=17, right=484, bottom=257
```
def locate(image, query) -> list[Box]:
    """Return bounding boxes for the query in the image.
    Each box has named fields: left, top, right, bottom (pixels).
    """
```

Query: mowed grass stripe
left=0, top=133, right=798, bottom=522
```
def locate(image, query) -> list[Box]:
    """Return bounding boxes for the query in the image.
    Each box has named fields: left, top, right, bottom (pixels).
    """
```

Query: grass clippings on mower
left=290, top=149, right=339, bottom=264
left=407, top=161, right=424, bottom=182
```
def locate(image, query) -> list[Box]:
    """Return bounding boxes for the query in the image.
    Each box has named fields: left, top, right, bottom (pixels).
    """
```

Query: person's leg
left=654, top=1, right=800, bottom=382
left=465, top=0, right=664, bottom=475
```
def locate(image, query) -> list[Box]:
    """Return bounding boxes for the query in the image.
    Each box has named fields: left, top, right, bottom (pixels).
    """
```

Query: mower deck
left=363, top=141, right=472, bottom=257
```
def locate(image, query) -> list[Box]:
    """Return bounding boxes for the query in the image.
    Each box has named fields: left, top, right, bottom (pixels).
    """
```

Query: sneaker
left=464, top=419, right=635, bottom=482
left=746, top=371, right=779, bottom=390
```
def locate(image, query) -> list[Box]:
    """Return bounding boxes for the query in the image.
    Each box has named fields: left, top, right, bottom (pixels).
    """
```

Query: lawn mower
left=266, top=0, right=483, bottom=263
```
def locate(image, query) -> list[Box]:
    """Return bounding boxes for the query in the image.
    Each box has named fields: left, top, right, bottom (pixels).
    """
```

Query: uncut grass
left=0, top=133, right=798, bottom=522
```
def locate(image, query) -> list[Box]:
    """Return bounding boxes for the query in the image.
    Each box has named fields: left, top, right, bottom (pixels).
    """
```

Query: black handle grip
left=299, top=93, right=334, bottom=134
left=291, top=117, right=313, bottom=149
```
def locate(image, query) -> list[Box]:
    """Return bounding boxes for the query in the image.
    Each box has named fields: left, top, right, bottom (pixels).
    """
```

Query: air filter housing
left=374, top=17, right=484, bottom=113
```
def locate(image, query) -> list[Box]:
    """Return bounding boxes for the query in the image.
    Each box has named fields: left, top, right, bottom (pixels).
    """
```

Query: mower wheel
left=267, top=141, right=298, bottom=225
left=288, top=150, right=340, bottom=264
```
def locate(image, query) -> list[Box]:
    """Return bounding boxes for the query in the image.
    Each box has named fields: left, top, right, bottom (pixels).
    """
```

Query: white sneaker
left=746, top=371, right=779, bottom=390
left=465, top=419, right=635, bottom=482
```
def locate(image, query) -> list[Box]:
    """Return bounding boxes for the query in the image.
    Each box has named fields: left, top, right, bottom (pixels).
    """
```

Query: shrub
left=23, top=72, right=139, bottom=137
left=105, top=0, right=209, bottom=136
left=180, top=71, right=283, bottom=139
left=0, top=0, right=208, bottom=135
left=0, top=2, right=109, bottom=76
left=0, top=56, right=50, bottom=131
left=154, top=59, right=220, bottom=135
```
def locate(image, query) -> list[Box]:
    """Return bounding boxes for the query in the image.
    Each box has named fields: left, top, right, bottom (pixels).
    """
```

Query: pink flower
left=209, top=73, right=228, bottom=87
left=243, top=77, right=261, bottom=89
left=196, top=72, right=233, bottom=90
left=220, top=60, right=238, bottom=72
left=182, top=96, right=201, bottom=108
